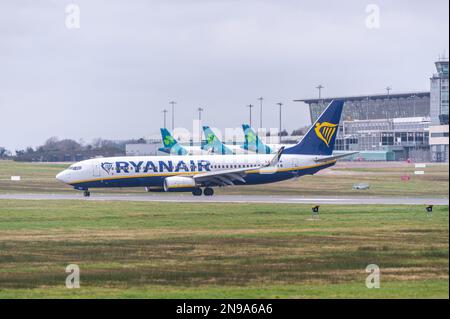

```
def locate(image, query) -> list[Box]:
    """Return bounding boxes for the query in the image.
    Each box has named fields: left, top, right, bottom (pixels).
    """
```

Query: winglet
left=266, top=146, right=285, bottom=167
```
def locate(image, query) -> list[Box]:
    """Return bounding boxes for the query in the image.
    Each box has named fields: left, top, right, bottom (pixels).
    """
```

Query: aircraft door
left=291, top=159, right=300, bottom=177
left=93, top=161, right=101, bottom=177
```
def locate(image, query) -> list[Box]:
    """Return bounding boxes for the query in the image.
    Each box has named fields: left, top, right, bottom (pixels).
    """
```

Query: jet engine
left=163, top=176, right=197, bottom=192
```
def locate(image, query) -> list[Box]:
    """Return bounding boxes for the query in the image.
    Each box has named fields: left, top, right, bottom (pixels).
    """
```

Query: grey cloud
left=0, top=0, right=448, bottom=150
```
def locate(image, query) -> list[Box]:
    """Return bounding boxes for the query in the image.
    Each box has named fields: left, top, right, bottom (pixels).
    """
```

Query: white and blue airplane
left=56, top=100, right=355, bottom=197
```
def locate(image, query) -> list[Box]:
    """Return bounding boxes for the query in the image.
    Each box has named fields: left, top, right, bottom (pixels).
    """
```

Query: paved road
left=0, top=193, right=448, bottom=205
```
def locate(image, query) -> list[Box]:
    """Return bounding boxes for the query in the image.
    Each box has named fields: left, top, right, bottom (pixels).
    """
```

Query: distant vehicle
left=56, top=100, right=357, bottom=197
left=353, top=183, right=370, bottom=190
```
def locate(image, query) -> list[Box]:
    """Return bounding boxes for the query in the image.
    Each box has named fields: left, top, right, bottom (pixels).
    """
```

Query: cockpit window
left=68, top=166, right=82, bottom=171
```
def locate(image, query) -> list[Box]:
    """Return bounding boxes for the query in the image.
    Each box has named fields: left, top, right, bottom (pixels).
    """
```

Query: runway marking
left=0, top=193, right=448, bottom=205
left=286, top=198, right=348, bottom=201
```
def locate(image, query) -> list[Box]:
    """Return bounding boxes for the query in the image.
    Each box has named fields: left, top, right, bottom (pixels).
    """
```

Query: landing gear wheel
left=203, top=187, right=214, bottom=196
left=83, top=190, right=91, bottom=197
left=192, top=188, right=203, bottom=196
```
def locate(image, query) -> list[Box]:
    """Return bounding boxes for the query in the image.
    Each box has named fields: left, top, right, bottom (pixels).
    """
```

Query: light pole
left=247, top=104, right=254, bottom=127
left=410, top=94, right=417, bottom=117
left=197, top=107, right=204, bottom=144
left=162, top=109, right=168, bottom=129
left=366, top=96, right=370, bottom=120
left=386, top=86, right=392, bottom=97
left=258, top=97, right=263, bottom=129
left=277, top=102, right=283, bottom=144
left=316, top=84, right=324, bottom=106
left=385, top=87, right=392, bottom=118
left=169, top=101, right=176, bottom=130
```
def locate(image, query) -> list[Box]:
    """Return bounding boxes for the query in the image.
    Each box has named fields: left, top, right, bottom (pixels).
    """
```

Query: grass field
left=0, top=160, right=448, bottom=197
left=0, top=200, right=448, bottom=298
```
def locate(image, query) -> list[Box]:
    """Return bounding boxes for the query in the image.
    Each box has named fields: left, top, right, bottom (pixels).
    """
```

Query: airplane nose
left=56, top=172, right=64, bottom=182
left=56, top=171, right=69, bottom=183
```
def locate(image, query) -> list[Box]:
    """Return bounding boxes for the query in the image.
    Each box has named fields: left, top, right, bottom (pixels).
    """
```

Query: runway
left=0, top=193, right=448, bottom=205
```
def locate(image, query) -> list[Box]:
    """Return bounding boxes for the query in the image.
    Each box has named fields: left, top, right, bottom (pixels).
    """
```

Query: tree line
left=1, top=137, right=146, bottom=162
left=1, top=127, right=309, bottom=162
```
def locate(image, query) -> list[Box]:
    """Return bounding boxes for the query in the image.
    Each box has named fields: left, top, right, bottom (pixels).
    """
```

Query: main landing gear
left=191, top=187, right=214, bottom=196
left=83, top=190, right=91, bottom=197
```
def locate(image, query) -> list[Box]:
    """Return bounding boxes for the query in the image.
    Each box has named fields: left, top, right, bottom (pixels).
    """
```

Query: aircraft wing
left=193, top=166, right=253, bottom=186
left=313, top=151, right=359, bottom=163
left=193, top=147, right=285, bottom=187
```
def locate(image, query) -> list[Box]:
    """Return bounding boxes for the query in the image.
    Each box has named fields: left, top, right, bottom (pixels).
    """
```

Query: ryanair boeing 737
left=56, top=100, right=355, bottom=197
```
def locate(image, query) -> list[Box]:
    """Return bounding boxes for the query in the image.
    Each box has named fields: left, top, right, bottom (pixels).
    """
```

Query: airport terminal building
left=127, top=60, right=448, bottom=162
left=296, top=59, right=449, bottom=162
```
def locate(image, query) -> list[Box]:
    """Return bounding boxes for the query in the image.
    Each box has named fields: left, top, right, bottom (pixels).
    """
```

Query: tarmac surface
left=0, top=193, right=448, bottom=205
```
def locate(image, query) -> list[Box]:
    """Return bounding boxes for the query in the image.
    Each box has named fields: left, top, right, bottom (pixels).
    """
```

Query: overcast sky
left=0, top=0, right=448, bottom=151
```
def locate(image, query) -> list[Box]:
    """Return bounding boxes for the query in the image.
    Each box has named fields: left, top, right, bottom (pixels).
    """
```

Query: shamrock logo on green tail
left=164, top=135, right=175, bottom=146
left=206, top=133, right=216, bottom=145
left=246, top=131, right=257, bottom=144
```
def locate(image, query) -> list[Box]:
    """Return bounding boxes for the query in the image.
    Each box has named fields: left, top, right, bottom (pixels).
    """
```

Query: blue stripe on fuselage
left=70, top=162, right=335, bottom=190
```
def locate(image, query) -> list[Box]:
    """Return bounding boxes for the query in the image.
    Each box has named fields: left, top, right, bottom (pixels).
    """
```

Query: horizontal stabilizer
left=314, top=151, right=359, bottom=163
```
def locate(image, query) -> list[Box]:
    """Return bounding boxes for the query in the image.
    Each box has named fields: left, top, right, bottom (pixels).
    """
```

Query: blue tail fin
left=284, top=100, right=344, bottom=155
left=159, top=128, right=188, bottom=155
left=241, top=124, right=273, bottom=154
left=202, top=126, right=234, bottom=155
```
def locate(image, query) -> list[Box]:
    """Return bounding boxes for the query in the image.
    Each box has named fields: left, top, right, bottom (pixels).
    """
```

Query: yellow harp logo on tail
left=314, top=122, right=337, bottom=147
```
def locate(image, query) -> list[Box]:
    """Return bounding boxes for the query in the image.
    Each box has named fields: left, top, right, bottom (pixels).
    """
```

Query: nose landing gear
left=83, top=190, right=91, bottom=197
